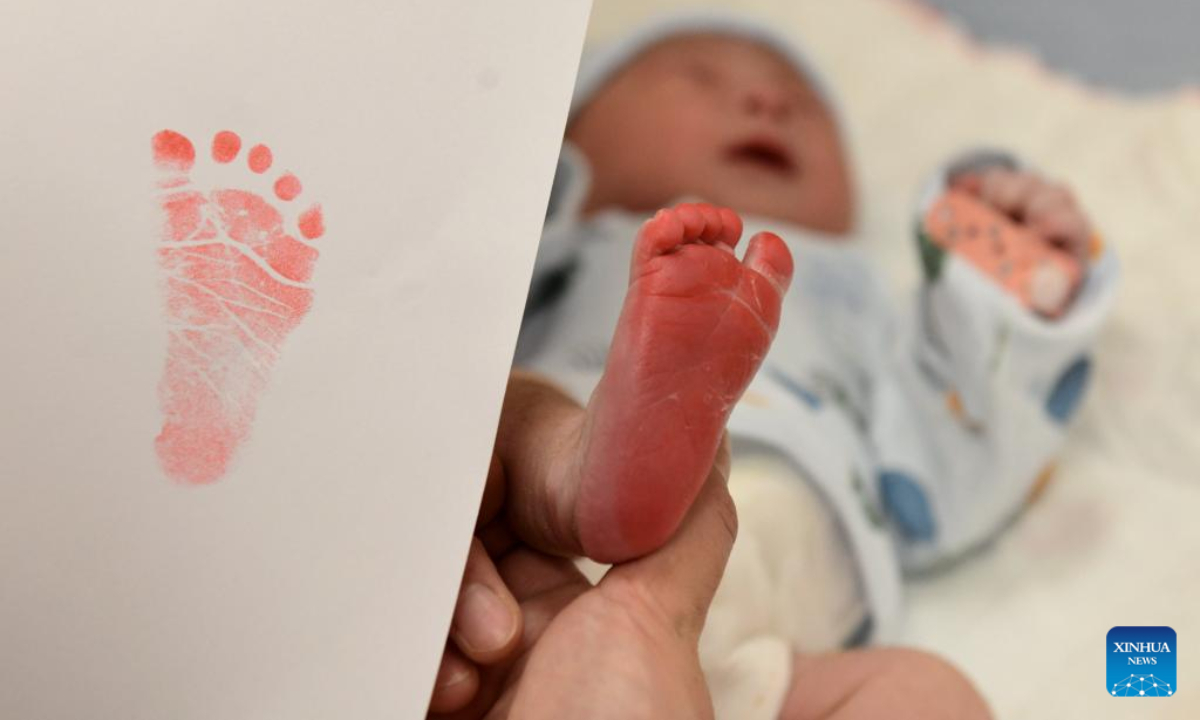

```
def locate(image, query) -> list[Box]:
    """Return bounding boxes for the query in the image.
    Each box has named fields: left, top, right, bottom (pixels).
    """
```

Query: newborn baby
left=515, top=11, right=1117, bottom=720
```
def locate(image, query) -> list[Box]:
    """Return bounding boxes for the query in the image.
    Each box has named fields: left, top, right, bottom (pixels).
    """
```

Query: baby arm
left=870, top=151, right=1119, bottom=572
left=938, top=166, right=1097, bottom=318
left=953, top=167, right=1095, bottom=269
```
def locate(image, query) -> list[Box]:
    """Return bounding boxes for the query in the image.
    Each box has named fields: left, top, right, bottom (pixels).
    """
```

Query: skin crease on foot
left=573, top=203, right=792, bottom=562
left=567, top=34, right=856, bottom=234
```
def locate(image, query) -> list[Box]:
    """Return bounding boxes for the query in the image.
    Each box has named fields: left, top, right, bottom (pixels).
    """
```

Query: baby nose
left=741, top=85, right=792, bottom=122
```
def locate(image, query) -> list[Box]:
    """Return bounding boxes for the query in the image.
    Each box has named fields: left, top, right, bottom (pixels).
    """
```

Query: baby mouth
left=726, top=138, right=798, bottom=176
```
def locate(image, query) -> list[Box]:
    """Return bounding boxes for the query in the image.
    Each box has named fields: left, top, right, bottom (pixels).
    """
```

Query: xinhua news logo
left=1108, top=626, right=1176, bottom=697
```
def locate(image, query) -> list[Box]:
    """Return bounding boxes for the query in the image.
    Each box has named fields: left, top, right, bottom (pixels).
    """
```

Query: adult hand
left=427, top=372, right=736, bottom=719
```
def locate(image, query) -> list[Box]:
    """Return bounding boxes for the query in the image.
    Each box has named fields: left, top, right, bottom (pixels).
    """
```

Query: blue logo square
left=1108, top=626, right=1176, bottom=697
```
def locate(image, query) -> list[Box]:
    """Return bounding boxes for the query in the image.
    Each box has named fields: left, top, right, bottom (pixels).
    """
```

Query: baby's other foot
left=576, top=203, right=793, bottom=562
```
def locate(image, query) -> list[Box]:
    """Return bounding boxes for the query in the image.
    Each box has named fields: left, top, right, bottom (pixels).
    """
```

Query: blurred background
left=922, top=0, right=1199, bottom=93
left=578, top=1, right=1199, bottom=718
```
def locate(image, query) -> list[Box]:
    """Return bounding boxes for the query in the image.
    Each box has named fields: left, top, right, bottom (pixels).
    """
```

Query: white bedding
left=586, top=1, right=1200, bottom=717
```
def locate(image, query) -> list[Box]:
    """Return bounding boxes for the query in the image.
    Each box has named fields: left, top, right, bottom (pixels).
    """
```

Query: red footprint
left=151, top=130, right=325, bottom=484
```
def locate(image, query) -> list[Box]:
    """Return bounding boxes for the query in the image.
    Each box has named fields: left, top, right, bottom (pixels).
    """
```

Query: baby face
left=568, top=34, right=854, bottom=234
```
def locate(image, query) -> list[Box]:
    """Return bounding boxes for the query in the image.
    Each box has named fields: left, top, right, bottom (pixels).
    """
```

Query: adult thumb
left=602, top=436, right=737, bottom=641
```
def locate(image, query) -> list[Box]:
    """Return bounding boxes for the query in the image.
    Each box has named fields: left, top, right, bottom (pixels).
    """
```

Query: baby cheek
left=805, top=129, right=852, bottom=185
left=634, top=121, right=706, bottom=180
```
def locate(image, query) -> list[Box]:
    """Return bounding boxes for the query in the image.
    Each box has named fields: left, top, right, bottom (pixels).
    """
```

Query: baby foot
left=151, top=130, right=325, bottom=484
left=576, top=203, right=793, bottom=562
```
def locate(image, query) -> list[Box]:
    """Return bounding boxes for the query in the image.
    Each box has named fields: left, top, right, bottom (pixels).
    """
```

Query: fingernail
left=453, top=583, right=516, bottom=653
left=435, top=658, right=471, bottom=689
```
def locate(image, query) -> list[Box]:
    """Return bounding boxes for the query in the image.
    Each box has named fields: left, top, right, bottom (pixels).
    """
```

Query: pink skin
left=942, top=169, right=1095, bottom=315
left=952, top=168, right=1094, bottom=264
left=573, top=202, right=792, bottom=562
left=568, top=34, right=856, bottom=235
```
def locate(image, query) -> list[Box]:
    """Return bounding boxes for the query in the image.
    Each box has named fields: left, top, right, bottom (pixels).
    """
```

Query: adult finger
left=438, top=549, right=591, bottom=720
left=497, top=544, right=592, bottom=603
left=427, top=643, right=480, bottom=715
left=492, top=371, right=588, bottom=558
left=496, top=546, right=593, bottom=660
left=602, top=435, right=736, bottom=641
left=476, top=451, right=506, bottom=529
left=450, top=538, right=523, bottom=664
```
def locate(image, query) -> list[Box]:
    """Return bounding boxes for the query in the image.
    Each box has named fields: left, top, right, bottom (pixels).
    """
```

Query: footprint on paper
left=151, top=130, right=326, bottom=484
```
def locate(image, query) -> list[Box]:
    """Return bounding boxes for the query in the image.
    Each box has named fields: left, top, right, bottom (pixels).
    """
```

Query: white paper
left=0, top=1, right=591, bottom=717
